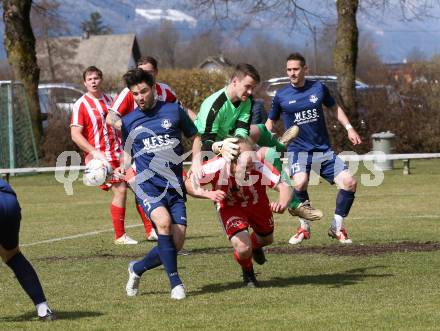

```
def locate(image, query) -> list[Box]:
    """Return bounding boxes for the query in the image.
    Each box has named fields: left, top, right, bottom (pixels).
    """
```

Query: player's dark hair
left=286, top=53, right=306, bottom=66
left=137, top=56, right=158, bottom=70
left=231, top=63, right=261, bottom=83
left=123, top=68, right=155, bottom=89
left=83, top=66, right=102, bottom=81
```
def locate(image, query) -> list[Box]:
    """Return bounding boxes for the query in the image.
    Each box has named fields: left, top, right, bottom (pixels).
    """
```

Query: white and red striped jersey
left=199, top=156, right=281, bottom=208
left=70, top=93, right=121, bottom=163
left=111, top=82, right=178, bottom=117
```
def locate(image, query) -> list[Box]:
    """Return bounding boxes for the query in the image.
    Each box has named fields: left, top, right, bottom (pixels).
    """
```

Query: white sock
left=36, top=301, right=50, bottom=317
left=299, top=218, right=310, bottom=231
left=332, top=214, right=344, bottom=232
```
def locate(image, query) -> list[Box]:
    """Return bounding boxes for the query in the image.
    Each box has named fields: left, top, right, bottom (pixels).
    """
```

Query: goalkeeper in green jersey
left=194, top=63, right=292, bottom=161
left=191, top=63, right=321, bottom=221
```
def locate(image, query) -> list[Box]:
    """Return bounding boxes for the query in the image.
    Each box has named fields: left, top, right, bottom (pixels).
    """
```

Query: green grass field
left=1, top=159, right=440, bottom=330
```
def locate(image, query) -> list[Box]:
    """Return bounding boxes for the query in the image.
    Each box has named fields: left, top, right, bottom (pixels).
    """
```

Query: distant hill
left=1, top=1, right=439, bottom=63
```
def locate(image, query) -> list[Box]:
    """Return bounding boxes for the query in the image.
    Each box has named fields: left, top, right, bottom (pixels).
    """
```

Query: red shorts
left=218, top=203, right=274, bottom=239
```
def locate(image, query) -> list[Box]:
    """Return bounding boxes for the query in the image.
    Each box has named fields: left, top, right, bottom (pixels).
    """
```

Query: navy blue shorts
left=0, top=192, right=22, bottom=250
left=288, top=150, right=348, bottom=184
left=136, top=184, right=187, bottom=226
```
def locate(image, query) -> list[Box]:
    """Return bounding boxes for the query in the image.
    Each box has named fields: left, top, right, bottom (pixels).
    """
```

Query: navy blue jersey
left=121, top=101, right=197, bottom=190
left=269, top=80, right=336, bottom=152
left=0, top=179, right=16, bottom=196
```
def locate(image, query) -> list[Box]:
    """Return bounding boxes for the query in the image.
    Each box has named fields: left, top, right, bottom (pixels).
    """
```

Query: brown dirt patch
left=34, top=241, right=440, bottom=262
left=266, top=241, right=440, bottom=256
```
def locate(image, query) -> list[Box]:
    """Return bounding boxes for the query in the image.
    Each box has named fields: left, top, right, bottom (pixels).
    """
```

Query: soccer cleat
left=38, top=308, right=55, bottom=321
left=115, top=234, right=138, bottom=245
left=242, top=268, right=259, bottom=288
left=288, top=227, right=311, bottom=245
left=288, top=200, right=323, bottom=221
left=126, top=261, right=141, bottom=297
left=146, top=228, right=158, bottom=241
left=170, top=284, right=186, bottom=300
left=328, top=227, right=353, bottom=244
left=252, top=247, right=267, bottom=265
left=279, top=124, right=300, bottom=147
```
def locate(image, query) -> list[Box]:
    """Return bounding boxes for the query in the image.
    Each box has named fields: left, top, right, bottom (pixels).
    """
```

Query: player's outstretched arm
left=186, top=108, right=197, bottom=122
left=331, top=104, right=362, bottom=145
left=106, top=110, right=122, bottom=131
left=113, top=151, right=131, bottom=179
left=191, top=135, right=205, bottom=180
left=270, top=181, right=292, bottom=214
left=265, top=118, right=276, bottom=132
left=185, top=180, right=226, bottom=202
left=185, top=170, right=226, bottom=202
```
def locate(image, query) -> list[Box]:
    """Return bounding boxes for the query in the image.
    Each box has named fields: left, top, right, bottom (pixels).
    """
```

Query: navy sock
left=133, top=246, right=162, bottom=276
left=294, top=189, right=310, bottom=203
left=157, top=234, right=182, bottom=289
left=335, top=189, right=355, bottom=217
left=6, top=252, right=46, bottom=305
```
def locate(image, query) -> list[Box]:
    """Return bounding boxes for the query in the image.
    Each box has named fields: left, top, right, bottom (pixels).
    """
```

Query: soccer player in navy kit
left=0, top=179, right=54, bottom=320
left=118, top=69, right=198, bottom=300
left=265, top=53, right=362, bottom=244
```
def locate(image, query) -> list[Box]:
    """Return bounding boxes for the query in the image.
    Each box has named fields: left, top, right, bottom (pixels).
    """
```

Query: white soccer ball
left=83, top=159, right=109, bottom=186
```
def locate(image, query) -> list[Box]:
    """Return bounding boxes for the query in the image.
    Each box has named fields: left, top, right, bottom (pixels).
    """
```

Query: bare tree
left=2, top=0, right=43, bottom=146
left=31, top=0, right=69, bottom=81
left=226, top=33, right=293, bottom=79
left=176, top=29, right=224, bottom=68
left=138, top=20, right=180, bottom=68
left=187, top=0, right=360, bottom=113
left=406, top=46, right=428, bottom=63
left=356, top=31, right=386, bottom=84
left=187, top=0, right=438, bottom=118
left=333, top=0, right=359, bottom=119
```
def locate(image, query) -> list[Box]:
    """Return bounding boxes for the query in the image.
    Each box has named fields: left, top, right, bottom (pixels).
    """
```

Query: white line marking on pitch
left=351, top=215, right=439, bottom=220
left=21, top=224, right=144, bottom=247
left=22, top=214, right=440, bottom=247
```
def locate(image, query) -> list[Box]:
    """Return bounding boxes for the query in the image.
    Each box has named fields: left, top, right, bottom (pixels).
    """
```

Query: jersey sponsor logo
left=142, top=134, right=172, bottom=150
left=125, top=125, right=192, bottom=205
left=161, top=119, right=172, bottom=130
left=309, top=95, right=318, bottom=104
left=294, top=108, right=319, bottom=124
left=288, top=100, right=297, bottom=104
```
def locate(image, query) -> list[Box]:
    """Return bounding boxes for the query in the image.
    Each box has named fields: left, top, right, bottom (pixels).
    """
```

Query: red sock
left=110, top=204, right=125, bottom=239
left=250, top=232, right=263, bottom=250
left=135, top=203, right=153, bottom=236
left=233, top=250, right=253, bottom=272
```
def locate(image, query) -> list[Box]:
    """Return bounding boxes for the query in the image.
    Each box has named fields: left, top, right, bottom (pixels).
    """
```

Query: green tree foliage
left=80, top=11, right=112, bottom=35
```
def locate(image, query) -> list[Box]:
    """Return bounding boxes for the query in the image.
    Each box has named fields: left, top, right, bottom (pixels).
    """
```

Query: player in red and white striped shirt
left=107, top=56, right=196, bottom=130
left=70, top=66, right=137, bottom=245
left=189, top=139, right=292, bottom=287
left=110, top=81, right=176, bottom=117
left=106, top=56, right=196, bottom=241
